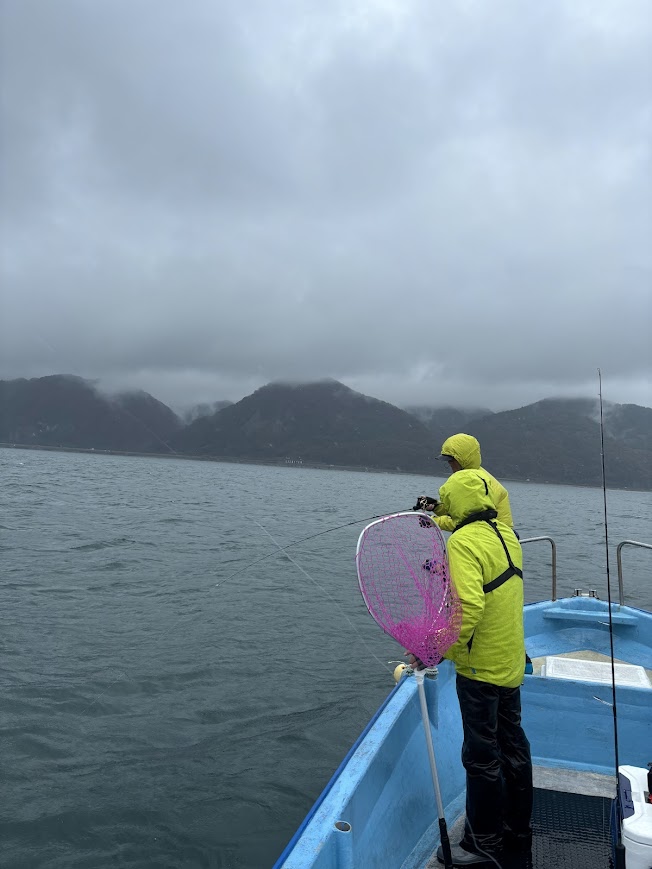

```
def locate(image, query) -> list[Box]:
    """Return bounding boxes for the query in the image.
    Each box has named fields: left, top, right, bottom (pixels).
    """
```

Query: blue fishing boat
left=273, top=537, right=652, bottom=869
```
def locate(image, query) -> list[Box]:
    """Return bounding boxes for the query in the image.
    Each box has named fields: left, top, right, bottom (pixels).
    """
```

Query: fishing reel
left=413, top=496, right=439, bottom=512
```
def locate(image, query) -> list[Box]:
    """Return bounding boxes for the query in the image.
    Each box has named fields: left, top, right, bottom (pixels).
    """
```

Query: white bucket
left=619, top=765, right=652, bottom=869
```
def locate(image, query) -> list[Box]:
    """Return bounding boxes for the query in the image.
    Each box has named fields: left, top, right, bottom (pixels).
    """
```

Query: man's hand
left=413, top=496, right=439, bottom=512
left=405, top=650, right=443, bottom=670
left=405, top=651, right=426, bottom=670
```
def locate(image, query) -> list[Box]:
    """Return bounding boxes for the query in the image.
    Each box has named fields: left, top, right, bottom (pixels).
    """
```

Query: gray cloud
left=1, top=0, right=651, bottom=411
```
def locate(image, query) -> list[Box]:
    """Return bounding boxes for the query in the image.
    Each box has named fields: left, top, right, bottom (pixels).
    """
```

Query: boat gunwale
left=271, top=674, right=407, bottom=868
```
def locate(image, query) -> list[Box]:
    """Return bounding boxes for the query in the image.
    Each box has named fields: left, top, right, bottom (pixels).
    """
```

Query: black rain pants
left=456, top=674, right=533, bottom=856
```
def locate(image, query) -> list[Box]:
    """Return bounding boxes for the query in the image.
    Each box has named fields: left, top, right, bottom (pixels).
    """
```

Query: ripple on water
left=71, top=538, right=137, bottom=552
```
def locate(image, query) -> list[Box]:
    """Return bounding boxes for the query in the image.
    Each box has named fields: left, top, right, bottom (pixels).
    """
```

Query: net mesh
left=356, top=512, right=463, bottom=666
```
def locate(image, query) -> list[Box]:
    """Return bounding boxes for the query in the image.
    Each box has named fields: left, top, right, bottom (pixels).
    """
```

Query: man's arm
left=432, top=503, right=456, bottom=532
left=486, top=474, right=514, bottom=528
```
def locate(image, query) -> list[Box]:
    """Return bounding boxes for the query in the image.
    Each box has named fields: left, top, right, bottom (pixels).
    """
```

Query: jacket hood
left=439, top=469, right=497, bottom=525
left=440, top=433, right=481, bottom=469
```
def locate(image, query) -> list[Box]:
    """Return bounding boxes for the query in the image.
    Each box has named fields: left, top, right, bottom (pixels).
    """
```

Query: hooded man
left=416, top=434, right=514, bottom=534
left=428, top=469, right=532, bottom=866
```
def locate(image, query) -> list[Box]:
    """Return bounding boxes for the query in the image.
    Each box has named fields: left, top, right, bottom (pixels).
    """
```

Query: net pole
left=414, top=669, right=453, bottom=869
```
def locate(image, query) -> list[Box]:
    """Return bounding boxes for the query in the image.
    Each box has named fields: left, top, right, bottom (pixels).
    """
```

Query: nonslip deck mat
left=530, top=787, right=612, bottom=869
left=427, top=787, right=613, bottom=868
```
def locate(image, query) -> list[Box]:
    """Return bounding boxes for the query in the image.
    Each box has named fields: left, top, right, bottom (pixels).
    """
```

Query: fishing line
left=253, top=519, right=394, bottom=675
left=216, top=513, right=391, bottom=588
left=598, top=369, right=626, bottom=869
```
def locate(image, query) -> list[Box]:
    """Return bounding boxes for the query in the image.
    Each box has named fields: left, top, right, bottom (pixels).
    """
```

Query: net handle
left=414, top=668, right=453, bottom=869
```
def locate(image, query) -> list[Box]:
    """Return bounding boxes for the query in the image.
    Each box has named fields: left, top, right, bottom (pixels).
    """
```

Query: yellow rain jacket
left=432, top=434, right=513, bottom=533
left=439, top=470, right=525, bottom=688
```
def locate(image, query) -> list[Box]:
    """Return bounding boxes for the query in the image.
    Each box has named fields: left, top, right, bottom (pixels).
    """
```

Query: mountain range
left=1, top=374, right=650, bottom=490
left=0, top=375, right=181, bottom=453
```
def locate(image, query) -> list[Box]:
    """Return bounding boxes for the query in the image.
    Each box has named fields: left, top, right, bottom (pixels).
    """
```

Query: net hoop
left=356, top=511, right=462, bottom=666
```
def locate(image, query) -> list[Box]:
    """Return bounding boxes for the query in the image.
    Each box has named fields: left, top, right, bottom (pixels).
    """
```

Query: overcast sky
left=1, top=0, right=651, bottom=412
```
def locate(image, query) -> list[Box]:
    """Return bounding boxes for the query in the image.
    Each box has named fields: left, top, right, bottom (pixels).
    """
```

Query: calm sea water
left=1, top=448, right=651, bottom=868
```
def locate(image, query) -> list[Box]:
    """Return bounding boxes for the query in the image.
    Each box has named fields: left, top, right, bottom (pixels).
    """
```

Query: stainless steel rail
left=518, top=537, right=651, bottom=605
left=519, top=536, right=558, bottom=600
left=616, top=540, right=652, bottom=607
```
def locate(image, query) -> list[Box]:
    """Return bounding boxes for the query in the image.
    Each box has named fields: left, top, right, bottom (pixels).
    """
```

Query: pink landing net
left=356, top=512, right=462, bottom=667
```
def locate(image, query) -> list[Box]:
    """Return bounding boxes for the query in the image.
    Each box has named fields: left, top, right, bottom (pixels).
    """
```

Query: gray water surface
left=1, top=448, right=650, bottom=868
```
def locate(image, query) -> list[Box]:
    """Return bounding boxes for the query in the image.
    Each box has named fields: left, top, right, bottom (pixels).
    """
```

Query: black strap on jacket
left=452, top=509, right=523, bottom=594
left=454, top=508, right=498, bottom=530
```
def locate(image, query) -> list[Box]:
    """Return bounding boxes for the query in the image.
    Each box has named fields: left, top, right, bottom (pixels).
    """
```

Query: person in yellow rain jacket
left=440, top=469, right=525, bottom=688
left=410, top=470, right=532, bottom=866
left=415, top=433, right=514, bottom=534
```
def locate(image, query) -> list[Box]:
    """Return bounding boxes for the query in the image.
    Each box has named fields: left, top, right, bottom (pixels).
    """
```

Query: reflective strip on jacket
left=431, top=433, right=513, bottom=532
left=439, top=470, right=525, bottom=688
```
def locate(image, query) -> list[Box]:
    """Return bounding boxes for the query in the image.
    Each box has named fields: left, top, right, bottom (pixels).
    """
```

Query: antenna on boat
left=598, top=369, right=626, bottom=869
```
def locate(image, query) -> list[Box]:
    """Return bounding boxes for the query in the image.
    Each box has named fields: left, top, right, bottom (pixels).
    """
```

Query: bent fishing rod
left=218, top=501, right=432, bottom=586
left=218, top=512, right=395, bottom=585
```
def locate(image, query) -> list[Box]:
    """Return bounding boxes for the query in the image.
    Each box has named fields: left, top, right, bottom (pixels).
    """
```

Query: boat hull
left=274, top=598, right=652, bottom=869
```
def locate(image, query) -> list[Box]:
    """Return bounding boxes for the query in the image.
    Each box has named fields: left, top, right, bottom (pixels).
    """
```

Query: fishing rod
left=217, top=512, right=402, bottom=586
left=217, top=494, right=441, bottom=586
left=253, top=518, right=396, bottom=674
left=598, top=369, right=626, bottom=869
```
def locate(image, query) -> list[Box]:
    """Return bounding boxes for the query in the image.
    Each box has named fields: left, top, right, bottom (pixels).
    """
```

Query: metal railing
left=519, top=536, right=557, bottom=600
left=616, top=540, right=652, bottom=607
left=518, top=537, right=651, bottom=605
